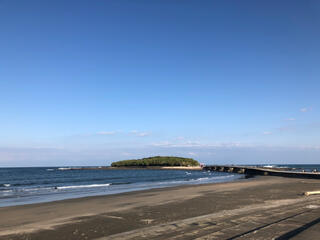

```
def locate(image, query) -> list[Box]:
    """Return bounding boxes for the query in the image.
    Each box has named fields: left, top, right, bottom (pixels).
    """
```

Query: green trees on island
left=111, top=156, right=199, bottom=167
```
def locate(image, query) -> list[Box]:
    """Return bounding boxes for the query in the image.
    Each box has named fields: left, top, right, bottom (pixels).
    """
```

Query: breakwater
left=203, top=165, right=320, bottom=179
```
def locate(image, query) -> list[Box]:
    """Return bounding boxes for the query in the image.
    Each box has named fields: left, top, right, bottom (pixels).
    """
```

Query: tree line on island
left=111, top=156, right=199, bottom=167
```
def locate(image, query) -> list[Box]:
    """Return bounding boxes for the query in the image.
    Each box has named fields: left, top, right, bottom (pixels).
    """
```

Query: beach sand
left=1, top=176, right=320, bottom=240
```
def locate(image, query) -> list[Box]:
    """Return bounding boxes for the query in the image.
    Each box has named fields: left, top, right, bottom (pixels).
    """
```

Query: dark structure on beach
left=204, top=165, right=320, bottom=179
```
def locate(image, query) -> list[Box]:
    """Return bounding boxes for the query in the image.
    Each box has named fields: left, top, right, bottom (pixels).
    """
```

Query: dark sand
left=1, top=176, right=320, bottom=240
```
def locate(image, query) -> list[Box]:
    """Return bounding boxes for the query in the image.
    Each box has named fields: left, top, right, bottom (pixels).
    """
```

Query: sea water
left=259, top=164, right=320, bottom=172
left=1, top=164, right=318, bottom=207
left=0, top=167, right=241, bottom=207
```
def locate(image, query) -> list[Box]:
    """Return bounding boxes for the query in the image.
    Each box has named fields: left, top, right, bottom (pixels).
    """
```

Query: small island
left=111, top=156, right=200, bottom=168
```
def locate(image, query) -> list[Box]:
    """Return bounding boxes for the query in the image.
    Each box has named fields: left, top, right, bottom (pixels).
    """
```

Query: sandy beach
left=1, top=176, right=320, bottom=240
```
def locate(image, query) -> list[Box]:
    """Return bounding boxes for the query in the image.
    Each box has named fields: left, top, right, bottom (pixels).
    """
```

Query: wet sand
left=1, top=176, right=320, bottom=240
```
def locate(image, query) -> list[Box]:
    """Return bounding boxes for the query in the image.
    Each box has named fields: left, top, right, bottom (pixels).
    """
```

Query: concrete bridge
left=203, top=165, right=320, bottom=179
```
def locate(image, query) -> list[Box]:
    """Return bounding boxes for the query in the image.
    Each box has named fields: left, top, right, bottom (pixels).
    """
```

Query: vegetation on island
left=111, top=156, right=199, bottom=167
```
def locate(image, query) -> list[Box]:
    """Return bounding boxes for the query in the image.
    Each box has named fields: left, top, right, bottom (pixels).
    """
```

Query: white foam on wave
left=192, top=175, right=234, bottom=182
left=58, top=167, right=71, bottom=171
left=1, top=190, right=13, bottom=193
left=4, top=184, right=10, bottom=187
left=57, top=183, right=111, bottom=190
left=196, top=174, right=234, bottom=182
left=194, top=177, right=209, bottom=181
left=214, top=174, right=235, bottom=179
left=141, top=174, right=237, bottom=188
left=23, top=187, right=52, bottom=192
left=20, top=184, right=111, bottom=192
left=263, top=165, right=275, bottom=168
left=46, top=169, right=54, bottom=171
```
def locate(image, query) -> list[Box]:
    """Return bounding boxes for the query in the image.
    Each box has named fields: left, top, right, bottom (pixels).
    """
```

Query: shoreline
left=0, top=175, right=249, bottom=208
left=0, top=169, right=239, bottom=208
left=1, top=176, right=320, bottom=239
left=0, top=169, right=241, bottom=209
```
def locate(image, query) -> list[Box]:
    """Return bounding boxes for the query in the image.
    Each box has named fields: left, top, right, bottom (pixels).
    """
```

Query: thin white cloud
left=175, top=136, right=185, bottom=140
left=138, top=132, right=150, bottom=137
left=300, top=107, right=312, bottom=112
left=285, top=118, right=296, bottom=121
left=263, top=131, right=272, bottom=135
left=151, top=141, right=201, bottom=147
left=151, top=141, right=248, bottom=148
left=2, top=143, right=320, bottom=167
left=276, top=126, right=294, bottom=132
left=96, top=131, right=117, bottom=135
left=121, top=152, right=134, bottom=156
left=188, top=152, right=197, bottom=156
left=130, top=130, right=151, bottom=137
left=298, top=145, right=320, bottom=150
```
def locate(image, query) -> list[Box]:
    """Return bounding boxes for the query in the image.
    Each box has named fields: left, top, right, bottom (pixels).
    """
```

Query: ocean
left=0, top=167, right=240, bottom=207
left=258, top=164, right=320, bottom=172
left=1, top=164, right=319, bottom=208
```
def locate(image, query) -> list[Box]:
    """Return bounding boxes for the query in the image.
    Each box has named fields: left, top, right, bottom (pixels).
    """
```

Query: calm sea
left=258, top=164, right=320, bottom=171
left=1, top=164, right=319, bottom=207
left=0, top=167, right=240, bottom=207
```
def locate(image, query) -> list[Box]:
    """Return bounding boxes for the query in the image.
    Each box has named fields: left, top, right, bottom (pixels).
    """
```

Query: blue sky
left=0, top=0, right=319, bottom=166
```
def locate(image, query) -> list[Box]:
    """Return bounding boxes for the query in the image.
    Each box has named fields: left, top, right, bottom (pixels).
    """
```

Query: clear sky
left=1, top=0, right=319, bottom=166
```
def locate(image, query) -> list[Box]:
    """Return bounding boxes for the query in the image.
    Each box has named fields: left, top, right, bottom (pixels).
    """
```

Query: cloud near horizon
left=263, top=131, right=272, bottom=135
left=285, top=118, right=296, bottom=121
left=151, top=141, right=250, bottom=148
left=130, top=130, right=151, bottom=137
left=1, top=144, right=320, bottom=167
left=94, top=130, right=151, bottom=137
left=300, top=107, right=312, bottom=112
left=96, top=131, right=117, bottom=135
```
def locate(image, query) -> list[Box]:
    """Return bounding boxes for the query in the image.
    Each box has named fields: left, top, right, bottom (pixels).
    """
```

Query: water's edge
left=0, top=168, right=241, bottom=207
